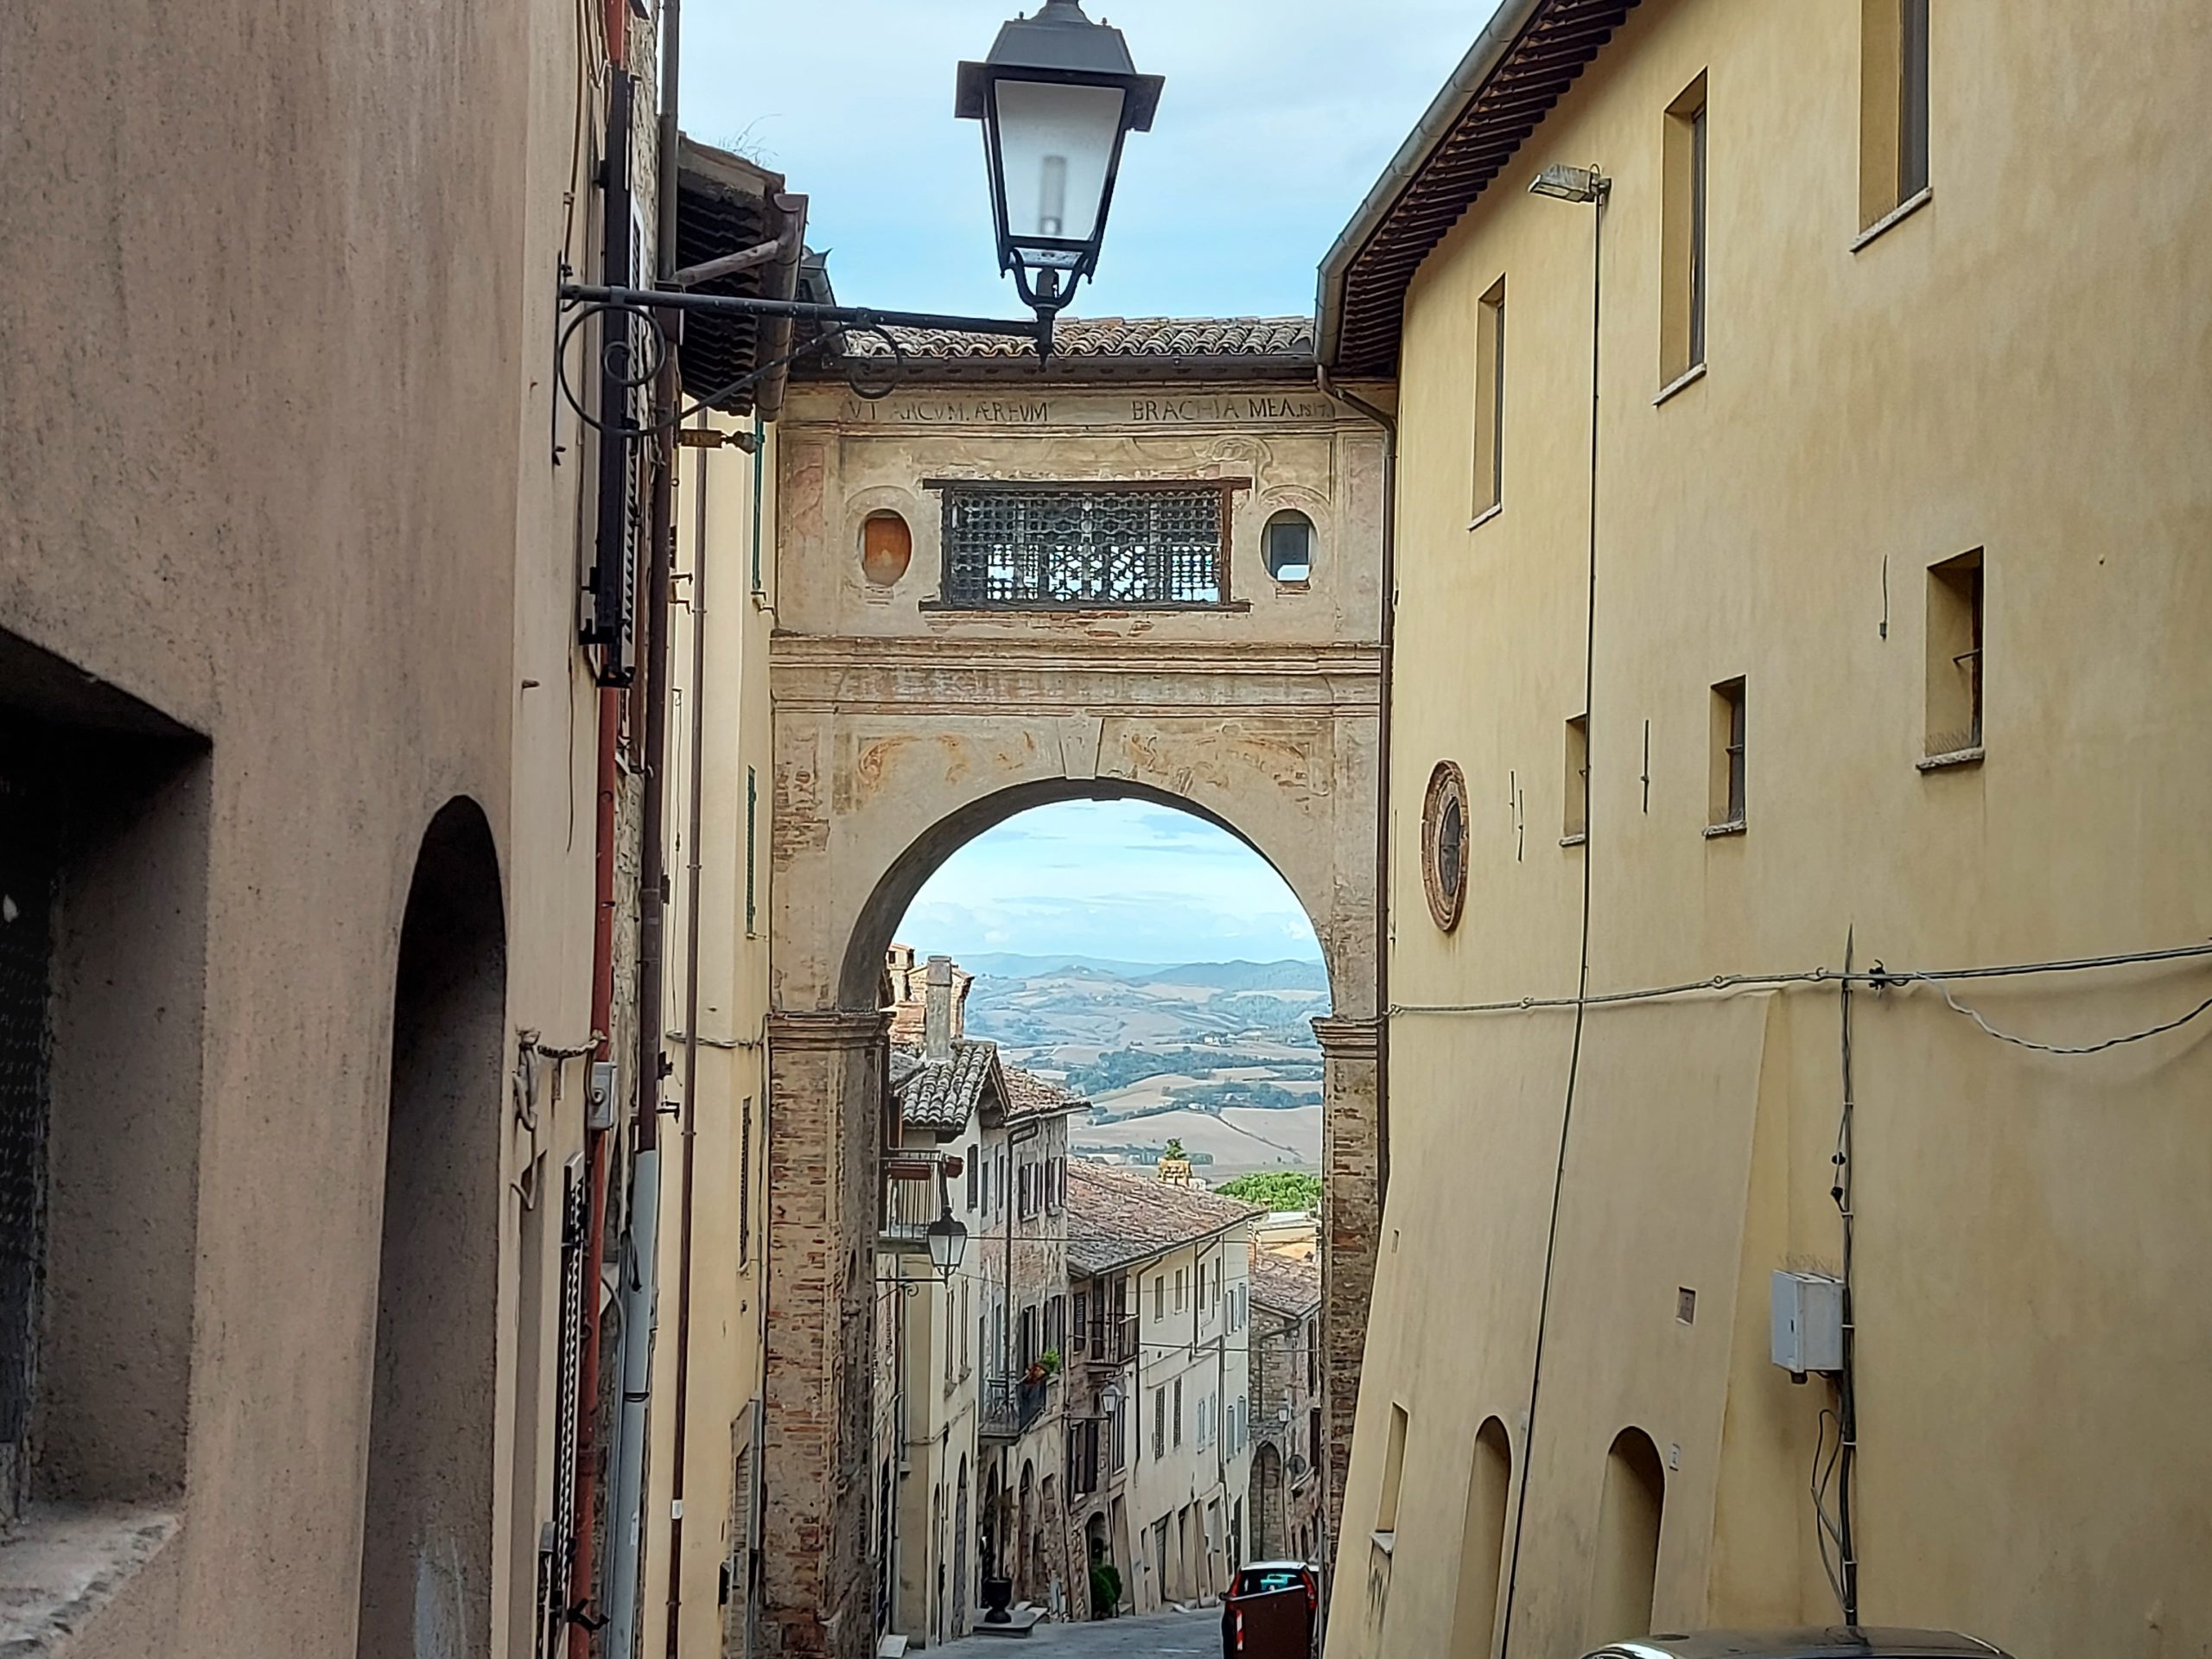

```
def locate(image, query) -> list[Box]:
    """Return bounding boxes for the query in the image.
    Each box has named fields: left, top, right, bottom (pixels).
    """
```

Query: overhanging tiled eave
left=1322, top=0, right=1639, bottom=379
left=676, top=137, right=807, bottom=416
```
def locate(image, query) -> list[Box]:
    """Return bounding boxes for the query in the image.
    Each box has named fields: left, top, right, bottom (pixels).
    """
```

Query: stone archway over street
left=760, top=322, right=1383, bottom=1655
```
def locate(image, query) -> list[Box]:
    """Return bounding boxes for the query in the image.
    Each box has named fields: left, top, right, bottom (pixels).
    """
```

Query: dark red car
left=1222, top=1560, right=1319, bottom=1658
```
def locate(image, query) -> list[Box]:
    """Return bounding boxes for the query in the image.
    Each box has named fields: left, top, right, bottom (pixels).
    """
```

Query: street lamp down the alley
left=925, top=1207, right=969, bottom=1282
left=957, top=0, right=1165, bottom=318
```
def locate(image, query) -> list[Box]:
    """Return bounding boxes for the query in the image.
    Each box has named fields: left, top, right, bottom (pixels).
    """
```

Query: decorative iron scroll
left=938, top=484, right=1230, bottom=607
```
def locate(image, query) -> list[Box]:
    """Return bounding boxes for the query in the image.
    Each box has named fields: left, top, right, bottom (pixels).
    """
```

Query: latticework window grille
left=938, top=484, right=1230, bottom=607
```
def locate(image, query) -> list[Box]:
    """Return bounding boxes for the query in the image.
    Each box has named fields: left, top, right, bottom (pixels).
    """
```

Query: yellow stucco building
left=1317, top=3, right=2212, bottom=1657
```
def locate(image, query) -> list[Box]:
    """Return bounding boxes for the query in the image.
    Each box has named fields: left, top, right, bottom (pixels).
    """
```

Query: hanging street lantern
left=957, top=0, right=1165, bottom=317
left=925, top=1206, right=969, bottom=1282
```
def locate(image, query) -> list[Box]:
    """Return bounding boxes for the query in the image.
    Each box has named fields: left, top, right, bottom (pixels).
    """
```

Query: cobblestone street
left=930, top=1608, right=1220, bottom=1658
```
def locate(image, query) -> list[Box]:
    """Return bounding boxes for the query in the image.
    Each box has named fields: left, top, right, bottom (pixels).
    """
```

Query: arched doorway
left=356, top=798, right=505, bottom=1659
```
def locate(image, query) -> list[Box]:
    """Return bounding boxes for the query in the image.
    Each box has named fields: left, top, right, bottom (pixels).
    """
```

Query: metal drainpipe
left=607, top=1143, right=663, bottom=1659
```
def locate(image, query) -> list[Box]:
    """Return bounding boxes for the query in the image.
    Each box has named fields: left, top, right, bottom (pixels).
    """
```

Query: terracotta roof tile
left=1003, top=1065, right=1084, bottom=1124
left=1248, top=1249, right=1321, bottom=1319
left=892, top=1039, right=1002, bottom=1133
left=841, top=315, right=1315, bottom=363
left=1065, top=1162, right=1260, bottom=1277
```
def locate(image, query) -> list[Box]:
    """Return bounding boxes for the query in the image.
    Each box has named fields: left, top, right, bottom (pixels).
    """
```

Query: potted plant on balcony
left=1039, top=1347, right=1062, bottom=1379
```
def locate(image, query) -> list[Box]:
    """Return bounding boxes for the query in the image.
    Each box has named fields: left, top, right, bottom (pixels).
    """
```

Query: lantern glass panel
left=994, top=79, right=1126, bottom=262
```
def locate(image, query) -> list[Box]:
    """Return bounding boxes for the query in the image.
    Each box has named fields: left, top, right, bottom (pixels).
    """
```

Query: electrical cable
left=1893, top=973, right=2212, bottom=1056
left=1832, top=932, right=1860, bottom=1623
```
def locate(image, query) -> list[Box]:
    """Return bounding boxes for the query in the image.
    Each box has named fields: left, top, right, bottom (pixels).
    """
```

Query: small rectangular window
left=1861, top=1, right=1931, bottom=227
left=966, top=1155, right=978, bottom=1213
left=1709, top=678, right=1747, bottom=830
left=1175, top=1268, right=1185, bottom=1313
left=1563, top=715, right=1591, bottom=842
left=1377, top=1403, right=1410, bottom=1536
left=1174, top=1378, right=1185, bottom=1447
left=1925, top=549, right=1985, bottom=759
left=1472, top=276, right=1506, bottom=520
left=1154, top=1275, right=1166, bottom=1322
left=1662, top=74, right=1711, bottom=385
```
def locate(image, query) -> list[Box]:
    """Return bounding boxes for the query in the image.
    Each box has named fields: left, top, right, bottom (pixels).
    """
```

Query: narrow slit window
left=1925, top=550, right=1984, bottom=758
left=1473, top=276, right=1506, bottom=518
left=1376, top=1403, right=1409, bottom=1538
left=1710, top=678, right=1747, bottom=829
left=745, top=766, right=759, bottom=935
left=1862, top=1, right=1931, bottom=226
left=1899, top=0, right=1931, bottom=198
left=1564, top=715, right=1591, bottom=842
left=1662, top=75, right=1711, bottom=385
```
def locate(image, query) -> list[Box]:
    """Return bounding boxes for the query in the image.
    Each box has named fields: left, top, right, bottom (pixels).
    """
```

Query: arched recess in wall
left=1585, top=1427, right=1666, bottom=1648
left=358, top=797, right=506, bottom=1659
left=836, top=778, right=1339, bottom=1014
left=1450, top=1416, right=1513, bottom=1657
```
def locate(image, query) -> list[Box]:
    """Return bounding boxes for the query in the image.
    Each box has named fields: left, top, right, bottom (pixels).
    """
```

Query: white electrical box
left=1770, top=1270, right=1845, bottom=1376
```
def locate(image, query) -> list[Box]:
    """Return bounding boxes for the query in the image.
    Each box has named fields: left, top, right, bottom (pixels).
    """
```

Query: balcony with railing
left=879, top=1152, right=957, bottom=1256
left=980, top=1370, right=1053, bottom=1442
left=1074, top=1313, right=1139, bottom=1370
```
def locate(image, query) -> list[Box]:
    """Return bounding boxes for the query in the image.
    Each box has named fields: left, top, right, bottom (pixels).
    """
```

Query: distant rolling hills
left=957, top=956, right=1329, bottom=1179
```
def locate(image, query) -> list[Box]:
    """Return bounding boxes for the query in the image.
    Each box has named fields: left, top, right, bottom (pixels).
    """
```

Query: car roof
left=1239, top=1560, right=1312, bottom=1573
left=1593, top=1632, right=2005, bottom=1659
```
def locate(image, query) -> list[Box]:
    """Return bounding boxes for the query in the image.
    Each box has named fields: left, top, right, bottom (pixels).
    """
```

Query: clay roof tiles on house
left=801, top=315, right=1320, bottom=385
left=892, top=1043, right=1079, bottom=1135
left=1065, top=1161, right=1262, bottom=1278
left=1003, top=1065, right=1083, bottom=1125
left=1248, top=1249, right=1322, bottom=1319
left=892, top=1039, right=1003, bottom=1134
left=852, top=315, right=1314, bottom=361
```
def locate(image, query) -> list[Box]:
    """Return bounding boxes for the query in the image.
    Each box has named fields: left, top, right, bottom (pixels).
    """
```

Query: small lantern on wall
left=957, top=0, right=1164, bottom=315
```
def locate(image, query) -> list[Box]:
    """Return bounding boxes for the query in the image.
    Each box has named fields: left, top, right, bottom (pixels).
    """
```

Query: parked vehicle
left=1583, top=1631, right=2013, bottom=1659
left=1222, top=1560, right=1319, bottom=1658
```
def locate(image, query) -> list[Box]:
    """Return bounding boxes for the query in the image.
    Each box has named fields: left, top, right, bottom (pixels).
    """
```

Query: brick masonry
left=1313, top=1017, right=1381, bottom=1571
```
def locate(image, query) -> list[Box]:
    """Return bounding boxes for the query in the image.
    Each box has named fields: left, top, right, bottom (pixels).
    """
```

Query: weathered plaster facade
left=0, top=0, right=665, bottom=1652
left=760, top=344, right=1385, bottom=1653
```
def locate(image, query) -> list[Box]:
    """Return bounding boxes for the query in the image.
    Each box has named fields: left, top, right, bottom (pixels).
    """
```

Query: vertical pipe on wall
left=606, top=1147, right=663, bottom=1658
left=664, top=414, right=713, bottom=1656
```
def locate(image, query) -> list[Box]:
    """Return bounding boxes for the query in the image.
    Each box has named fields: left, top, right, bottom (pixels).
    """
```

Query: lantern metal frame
left=956, top=0, right=1164, bottom=316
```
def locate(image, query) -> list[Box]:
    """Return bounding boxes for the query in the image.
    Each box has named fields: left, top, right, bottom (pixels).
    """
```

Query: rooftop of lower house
left=1066, top=1162, right=1262, bottom=1277
left=1248, top=1247, right=1322, bottom=1320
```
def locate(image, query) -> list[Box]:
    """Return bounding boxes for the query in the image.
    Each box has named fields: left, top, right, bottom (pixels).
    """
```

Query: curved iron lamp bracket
left=556, top=282, right=1058, bottom=445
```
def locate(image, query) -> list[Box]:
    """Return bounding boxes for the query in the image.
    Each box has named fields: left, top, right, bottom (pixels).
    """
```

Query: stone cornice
left=768, top=1009, right=891, bottom=1052
left=1311, top=1017, right=1383, bottom=1060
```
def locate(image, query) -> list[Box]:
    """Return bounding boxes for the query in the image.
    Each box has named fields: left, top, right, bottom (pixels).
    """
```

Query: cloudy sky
left=682, top=0, right=1488, bottom=320
left=896, top=801, right=1323, bottom=966
left=684, top=4, right=1478, bottom=965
